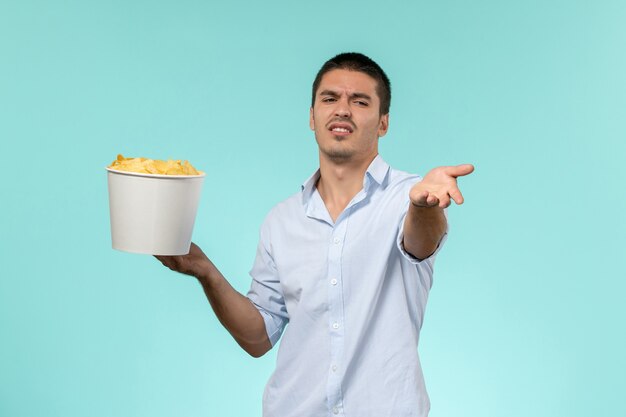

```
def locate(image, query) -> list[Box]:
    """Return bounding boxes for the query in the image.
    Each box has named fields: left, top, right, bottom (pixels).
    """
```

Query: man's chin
left=321, top=147, right=355, bottom=162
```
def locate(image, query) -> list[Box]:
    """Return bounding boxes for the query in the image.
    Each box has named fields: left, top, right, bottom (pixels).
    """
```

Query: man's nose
left=334, top=98, right=351, bottom=118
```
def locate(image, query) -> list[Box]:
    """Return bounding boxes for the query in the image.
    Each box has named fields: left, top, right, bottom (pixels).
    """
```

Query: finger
left=445, top=164, right=475, bottom=178
left=438, top=194, right=451, bottom=208
left=411, top=190, right=429, bottom=206
left=154, top=255, right=180, bottom=270
left=189, top=242, right=199, bottom=254
left=449, top=188, right=465, bottom=205
left=426, top=193, right=440, bottom=207
left=155, top=254, right=174, bottom=264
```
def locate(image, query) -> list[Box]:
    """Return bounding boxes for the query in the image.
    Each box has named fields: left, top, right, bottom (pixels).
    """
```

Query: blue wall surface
left=1, top=1, right=625, bottom=416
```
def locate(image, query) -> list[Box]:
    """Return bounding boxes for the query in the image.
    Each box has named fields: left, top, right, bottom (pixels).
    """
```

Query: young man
left=156, top=52, right=474, bottom=416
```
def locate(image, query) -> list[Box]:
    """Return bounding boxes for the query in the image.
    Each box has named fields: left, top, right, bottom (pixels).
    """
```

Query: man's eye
left=355, top=100, right=368, bottom=106
left=322, top=97, right=336, bottom=103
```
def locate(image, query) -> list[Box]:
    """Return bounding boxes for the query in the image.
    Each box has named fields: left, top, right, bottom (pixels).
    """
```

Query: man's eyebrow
left=318, top=90, right=372, bottom=101
left=319, top=89, right=339, bottom=97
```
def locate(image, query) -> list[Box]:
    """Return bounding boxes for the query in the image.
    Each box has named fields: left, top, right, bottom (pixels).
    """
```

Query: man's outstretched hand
left=154, top=242, right=211, bottom=279
left=410, top=164, right=475, bottom=209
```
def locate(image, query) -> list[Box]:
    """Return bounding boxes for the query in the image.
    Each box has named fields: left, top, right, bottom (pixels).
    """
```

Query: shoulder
left=259, top=190, right=303, bottom=232
left=389, top=165, right=422, bottom=185
left=382, top=165, right=423, bottom=198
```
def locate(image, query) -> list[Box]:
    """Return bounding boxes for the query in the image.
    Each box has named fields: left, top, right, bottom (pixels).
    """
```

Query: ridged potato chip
left=109, top=154, right=202, bottom=175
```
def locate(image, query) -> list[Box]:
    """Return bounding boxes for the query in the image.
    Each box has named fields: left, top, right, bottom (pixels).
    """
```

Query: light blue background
left=1, top=1, right=625, bottom=416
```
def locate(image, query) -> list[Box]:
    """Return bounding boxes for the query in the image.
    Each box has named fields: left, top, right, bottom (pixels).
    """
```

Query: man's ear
left=309, top=107, right=315, bottom=131
left=378, top=114, right=389, bottom=137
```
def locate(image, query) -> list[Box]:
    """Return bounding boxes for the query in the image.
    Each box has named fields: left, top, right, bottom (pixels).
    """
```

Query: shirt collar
left=301, top=154, right=390, bottom=205
left=364, top=154, right=390, bottom=187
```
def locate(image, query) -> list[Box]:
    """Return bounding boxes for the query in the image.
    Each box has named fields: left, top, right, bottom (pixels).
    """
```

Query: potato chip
left=108, top=154, right=202, bottom=175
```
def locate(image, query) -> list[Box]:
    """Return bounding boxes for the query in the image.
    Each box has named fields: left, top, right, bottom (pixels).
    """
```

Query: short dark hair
left=311, top=52, right=391, bottom=115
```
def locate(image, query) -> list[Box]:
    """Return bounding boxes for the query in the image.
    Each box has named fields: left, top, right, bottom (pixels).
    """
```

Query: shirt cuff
left=248, top=298, right=286, bottom=347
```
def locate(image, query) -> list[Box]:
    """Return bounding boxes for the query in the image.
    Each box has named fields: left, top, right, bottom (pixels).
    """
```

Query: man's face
left=310, top=69, right=389, bottom=163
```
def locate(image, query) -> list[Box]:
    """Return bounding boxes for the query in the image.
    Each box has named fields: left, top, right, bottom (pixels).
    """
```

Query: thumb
left=446, top=164, right=475, bottom=178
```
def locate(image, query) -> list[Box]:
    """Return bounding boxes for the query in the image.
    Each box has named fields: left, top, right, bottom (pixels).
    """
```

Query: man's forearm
left=196, top=261, right=272, bottom=358
left=403, top=203, right=447, bottom=260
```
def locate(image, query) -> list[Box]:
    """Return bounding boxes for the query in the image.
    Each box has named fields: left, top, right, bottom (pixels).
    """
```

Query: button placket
left=326, top=218, right=347, bottom=416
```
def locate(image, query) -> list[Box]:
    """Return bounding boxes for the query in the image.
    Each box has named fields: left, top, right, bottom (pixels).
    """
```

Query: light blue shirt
left=247, top=155, right=446, bottom=417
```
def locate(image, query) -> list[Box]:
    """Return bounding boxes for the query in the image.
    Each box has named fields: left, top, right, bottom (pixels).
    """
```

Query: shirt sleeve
left=246, top=218, right=289, bottom=347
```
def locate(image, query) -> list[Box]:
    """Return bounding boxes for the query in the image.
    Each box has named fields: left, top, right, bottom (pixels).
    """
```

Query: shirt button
left=332, top=365, right=337, bottom=372
left=332, top=322, right=339, bottom=329
left=333, top=237, right=341, bottom=244
left=333, top=406, right=339, bottom=414
left=330, top=278, right=338, bottom=286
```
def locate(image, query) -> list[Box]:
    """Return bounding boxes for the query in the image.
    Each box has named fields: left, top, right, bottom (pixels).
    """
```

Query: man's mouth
left=328, top=122, right=355, bottom=136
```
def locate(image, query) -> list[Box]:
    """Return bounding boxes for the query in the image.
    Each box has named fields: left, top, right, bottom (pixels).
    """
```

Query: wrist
left=408, top=203, right=446, bottom=227
left=410, top=201, right=444, bottom=211
left=194, top=259, right=223, bottom=289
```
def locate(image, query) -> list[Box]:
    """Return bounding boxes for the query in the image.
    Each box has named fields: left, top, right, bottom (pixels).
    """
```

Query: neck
left=316, top=152, right=378, bottom=221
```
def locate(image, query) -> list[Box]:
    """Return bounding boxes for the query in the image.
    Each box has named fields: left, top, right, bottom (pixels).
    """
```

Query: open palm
left=410, top=164, right=475, bottom=208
